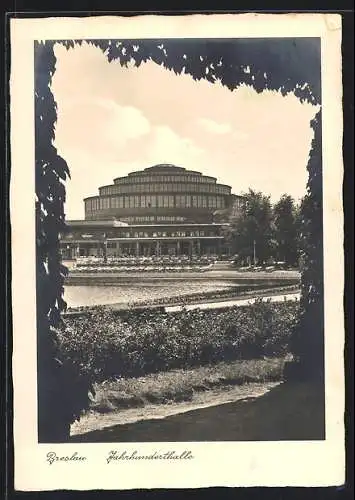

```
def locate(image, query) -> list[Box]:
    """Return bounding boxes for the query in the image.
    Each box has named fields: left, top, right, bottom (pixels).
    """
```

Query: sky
left=51, top=43, right=320, bottom=220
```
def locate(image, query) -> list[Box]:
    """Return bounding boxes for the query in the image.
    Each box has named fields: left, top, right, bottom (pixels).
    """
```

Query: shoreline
left=63, top=285, right=300, bottom=315
left=165, top=291, right=300, bottom=312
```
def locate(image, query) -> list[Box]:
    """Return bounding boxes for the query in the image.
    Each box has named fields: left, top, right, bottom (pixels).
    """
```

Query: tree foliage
left=288, top=110, right=324, bottom=382
left=273, top=194, right=299, bottom=266
left=34, top=37, right=322, bottom=441
left=232, top=189, right=275, bottom=265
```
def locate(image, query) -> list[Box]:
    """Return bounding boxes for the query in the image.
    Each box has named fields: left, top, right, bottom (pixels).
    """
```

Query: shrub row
left=58, top=299, right=299, bottom=383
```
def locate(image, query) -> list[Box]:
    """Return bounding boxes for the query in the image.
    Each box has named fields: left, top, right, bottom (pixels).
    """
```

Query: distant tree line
left=222, top=189, right=305, bottom=268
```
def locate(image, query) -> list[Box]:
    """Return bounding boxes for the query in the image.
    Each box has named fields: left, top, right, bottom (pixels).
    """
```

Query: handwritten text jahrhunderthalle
left=106, top=450, right=194, bottom=463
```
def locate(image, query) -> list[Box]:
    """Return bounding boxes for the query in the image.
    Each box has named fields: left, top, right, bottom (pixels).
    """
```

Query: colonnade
left=61, top=238, right=223, bottom=259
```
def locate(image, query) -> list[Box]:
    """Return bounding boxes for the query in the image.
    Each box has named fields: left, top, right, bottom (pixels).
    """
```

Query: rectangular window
left=192, top=196, right=198, bottom=208
left=151, top=195, right=157, bottom=208
left=208, top=197, right=216, bottom=208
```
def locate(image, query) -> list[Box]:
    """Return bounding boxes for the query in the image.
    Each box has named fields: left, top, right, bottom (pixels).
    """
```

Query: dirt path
left=70, top=381, right=325, bottom=443
left=71, top=381, right=279, bottom=437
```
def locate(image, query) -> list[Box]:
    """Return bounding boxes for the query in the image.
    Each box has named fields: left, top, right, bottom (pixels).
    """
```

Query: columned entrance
left=61, top=237, right=225, bottom=259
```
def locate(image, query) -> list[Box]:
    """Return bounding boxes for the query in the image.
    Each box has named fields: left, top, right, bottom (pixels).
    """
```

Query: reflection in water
left=64, top=282, right=235, bottom=308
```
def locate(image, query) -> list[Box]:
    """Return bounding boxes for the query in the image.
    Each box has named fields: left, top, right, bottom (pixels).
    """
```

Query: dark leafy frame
left=34, top=38, right=323, bottom=442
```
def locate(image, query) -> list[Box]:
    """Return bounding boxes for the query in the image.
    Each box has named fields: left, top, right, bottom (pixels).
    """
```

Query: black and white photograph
left=10, top=14, right=344, bottom=490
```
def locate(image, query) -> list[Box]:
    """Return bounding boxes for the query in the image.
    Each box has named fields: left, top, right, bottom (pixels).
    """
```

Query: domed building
left=60, top=164, right=244, bottom=259
left=84, top=164, right=237, bottom=224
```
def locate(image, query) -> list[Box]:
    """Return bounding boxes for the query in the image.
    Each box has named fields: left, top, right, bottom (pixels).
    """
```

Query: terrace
left=72, top=255, right=218, bottom=273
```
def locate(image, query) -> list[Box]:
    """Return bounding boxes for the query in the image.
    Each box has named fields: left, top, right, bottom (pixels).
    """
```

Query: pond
left=64, top=281, right=237, bottom=308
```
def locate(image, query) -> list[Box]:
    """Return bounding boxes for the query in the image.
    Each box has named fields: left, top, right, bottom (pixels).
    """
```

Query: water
left=64, top=281, right=236, bottom=308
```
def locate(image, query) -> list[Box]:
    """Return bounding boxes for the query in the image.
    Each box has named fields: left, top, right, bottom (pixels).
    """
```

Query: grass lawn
left=88, top=357, right=285, bottom=413
left=71, top=379, right=325, bottom=442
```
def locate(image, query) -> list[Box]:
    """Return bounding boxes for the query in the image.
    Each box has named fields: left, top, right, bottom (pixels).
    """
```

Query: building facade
left=60, top=164, right=244, bottom=259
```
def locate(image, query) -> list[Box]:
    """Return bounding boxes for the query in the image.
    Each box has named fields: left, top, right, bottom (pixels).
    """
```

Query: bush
left=58, top=299, right=299, bottom=382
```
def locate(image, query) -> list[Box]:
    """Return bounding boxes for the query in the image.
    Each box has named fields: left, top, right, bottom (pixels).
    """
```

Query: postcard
left=10, top=13, right=344, bottom=490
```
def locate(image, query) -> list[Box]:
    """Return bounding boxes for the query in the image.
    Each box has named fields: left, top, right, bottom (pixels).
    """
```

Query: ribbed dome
left=144, top=164, right=186, bottom=172
left=85, top=164, right=237, bottom=224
